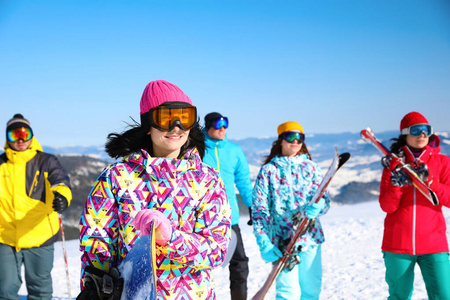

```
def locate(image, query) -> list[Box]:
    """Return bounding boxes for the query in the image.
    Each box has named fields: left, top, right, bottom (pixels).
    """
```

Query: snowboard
left=222, top=228, right=237, bottom=268
left=252, top=148, right=351, bottom=300
left=119, top=222, right=157, bottom=300
left=361, top=127, right=438, bottom=205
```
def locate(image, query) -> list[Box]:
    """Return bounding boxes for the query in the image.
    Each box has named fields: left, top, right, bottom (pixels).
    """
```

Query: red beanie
left=400, top=112, right=429, bottom=132
left=140, top=80, right=192, bottom=115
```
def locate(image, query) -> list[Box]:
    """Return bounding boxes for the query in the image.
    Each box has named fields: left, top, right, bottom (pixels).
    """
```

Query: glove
left=381, top=155, right=402, bottom=172
left=132, top=209, right=173, bottom=246
left=52, top=191, right=68, bottom=213
left=390, top=169, right=411, bottom=187
left=247, top=208, right=253, bottom=226
left=382, top=156, right=410, bottom=187
left=305, top=198, right=325, bottom=219
left=261, top=242, right=283, bottom=263
left=77, top=267, right=123, bottom=300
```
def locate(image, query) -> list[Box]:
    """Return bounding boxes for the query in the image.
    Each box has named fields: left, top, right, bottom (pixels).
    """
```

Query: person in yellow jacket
left=0, top=113, right=72, bottom=300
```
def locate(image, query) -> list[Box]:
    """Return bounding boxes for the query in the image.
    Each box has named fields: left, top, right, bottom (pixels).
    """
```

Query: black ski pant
left=229, top=224, right=249, bottom=300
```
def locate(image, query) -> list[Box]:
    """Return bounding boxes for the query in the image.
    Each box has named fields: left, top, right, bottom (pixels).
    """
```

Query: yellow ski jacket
left=0, top=137, right=72, bottom=251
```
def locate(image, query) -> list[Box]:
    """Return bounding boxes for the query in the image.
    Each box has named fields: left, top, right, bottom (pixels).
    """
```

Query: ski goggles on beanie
left=146, top=102, right=197, bottom=132
left=281, top=131, right=305, bottom=143
left=7, top=127, right=33, bottom=142
left=401, top=124, right=433, bottom=137
left=211, top=117, right=229, bottom=129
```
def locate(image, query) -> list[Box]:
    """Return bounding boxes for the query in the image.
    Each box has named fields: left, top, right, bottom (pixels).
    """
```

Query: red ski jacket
left=379, top=135, right=450, bottom=255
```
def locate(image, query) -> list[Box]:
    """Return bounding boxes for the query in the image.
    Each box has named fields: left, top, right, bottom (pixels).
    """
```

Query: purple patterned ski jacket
left=79, top=148, right=231, bottom=299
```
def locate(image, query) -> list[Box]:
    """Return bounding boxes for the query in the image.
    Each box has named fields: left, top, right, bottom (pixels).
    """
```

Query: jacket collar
left=4, top=137, right=43, bottom=163
left=270, top=153, right=309, bottom=168
left=124, top=147, right=203, bottom=178
left=204, top=129, right=228, bottom=149
left=401, top=135, right=441, bottom=163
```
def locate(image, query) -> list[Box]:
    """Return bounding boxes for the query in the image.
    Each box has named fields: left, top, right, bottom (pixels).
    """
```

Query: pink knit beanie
left=400, top=112, right=429, bottom=132
left=140, top=80, right=192, bottom=115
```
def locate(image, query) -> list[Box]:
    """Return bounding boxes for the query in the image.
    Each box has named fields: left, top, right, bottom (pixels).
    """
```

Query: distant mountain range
left=38, top=130, right=450, bottom=240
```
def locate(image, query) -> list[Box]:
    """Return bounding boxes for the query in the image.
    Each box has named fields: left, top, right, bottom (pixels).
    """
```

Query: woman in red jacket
left=379, top=111, right=450, bottom=299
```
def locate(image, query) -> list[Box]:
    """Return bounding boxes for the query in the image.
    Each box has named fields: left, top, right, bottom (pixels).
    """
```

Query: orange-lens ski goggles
left=149, top=102, right=197, bottom=132
left=7, top=127, right=33, bottom=142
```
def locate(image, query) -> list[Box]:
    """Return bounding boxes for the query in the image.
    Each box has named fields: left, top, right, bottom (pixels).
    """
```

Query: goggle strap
left=140, top=111, right=152, bottom=130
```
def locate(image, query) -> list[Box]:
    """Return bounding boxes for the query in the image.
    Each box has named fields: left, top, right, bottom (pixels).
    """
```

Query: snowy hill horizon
left=25, top=129, right=450, bottom=241
left=43, top=129, right=450, bottom=206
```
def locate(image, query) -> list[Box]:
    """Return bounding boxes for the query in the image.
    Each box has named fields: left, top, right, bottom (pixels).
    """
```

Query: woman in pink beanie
left=78, top=80, right=231, bottom=299
left=379, top=111, right=450, bottom=299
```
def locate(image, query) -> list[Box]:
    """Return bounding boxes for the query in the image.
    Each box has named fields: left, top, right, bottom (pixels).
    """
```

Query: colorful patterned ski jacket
left=379, top=135, right=450, bottom=255
left=79, top=148, right=231, bottom=300
left=252, top=154, right=331, bottom=253
left=0, top=137, right=72, bottom=251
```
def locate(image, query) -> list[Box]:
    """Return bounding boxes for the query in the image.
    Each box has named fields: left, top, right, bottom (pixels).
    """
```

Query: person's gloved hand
left=247, top=208, right=253, bottom=226
left=305, top=198, right=325, bottom=219
left=131, top=209, right=173, bottom=246
left=381, top=155, right=402, bottom=172
left=52, top=191, right=68, bottom=213
left=261, top=242, right=283, bottom=263
left=390, top=170, right=411, bottom=187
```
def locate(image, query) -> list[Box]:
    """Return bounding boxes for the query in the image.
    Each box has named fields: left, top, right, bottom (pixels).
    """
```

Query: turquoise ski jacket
left=252, top=154, right=331, bottom=252
left=203, top=131, right=253, bottom=225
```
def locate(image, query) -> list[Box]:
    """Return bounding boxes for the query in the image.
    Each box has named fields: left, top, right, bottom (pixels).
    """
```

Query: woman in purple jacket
left=78, top=80, right=231, bottom=300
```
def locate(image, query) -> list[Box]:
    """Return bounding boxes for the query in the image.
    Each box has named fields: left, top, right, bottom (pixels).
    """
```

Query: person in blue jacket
left=253, top=121, right=330, bottom=300
left=203, top=112, right=253, bottom=300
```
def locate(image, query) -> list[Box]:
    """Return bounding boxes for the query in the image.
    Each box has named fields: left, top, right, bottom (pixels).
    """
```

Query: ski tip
left=338, top=152, right=351, bottom=169
left=360, top=127, right=373, bottom=135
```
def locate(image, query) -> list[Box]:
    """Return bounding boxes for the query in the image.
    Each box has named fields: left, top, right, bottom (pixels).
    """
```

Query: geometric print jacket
left=79, top=148, right=231, bottom=299
left=252, top=154, right=331, bottom=253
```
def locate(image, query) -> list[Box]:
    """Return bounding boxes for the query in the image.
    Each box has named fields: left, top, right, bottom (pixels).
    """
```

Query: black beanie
left=204, top=112, right=223, bottom=130
left=6, top=113, right=33, bottom=134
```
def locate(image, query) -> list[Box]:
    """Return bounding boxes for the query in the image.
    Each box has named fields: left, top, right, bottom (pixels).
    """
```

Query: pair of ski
left=361, top=128, right=438, bottom=206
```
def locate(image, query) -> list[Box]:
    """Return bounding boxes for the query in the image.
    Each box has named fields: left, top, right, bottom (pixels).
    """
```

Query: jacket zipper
left=214, top=142, right=220, bottom=173
left=28, top=171, right=40, bottom=197
left=412, top=188, right=416, bottom=255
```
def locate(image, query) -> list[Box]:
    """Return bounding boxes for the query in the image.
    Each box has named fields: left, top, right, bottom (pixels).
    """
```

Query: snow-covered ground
left=19, top=200, right=450, bottom=300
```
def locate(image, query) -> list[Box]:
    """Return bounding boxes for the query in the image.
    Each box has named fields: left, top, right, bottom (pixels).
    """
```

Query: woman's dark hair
left=262, top=136, right=312, bottom=165
left=389, top=135, right=407, bottom=154
left=390, top=133, right=435, bottom=154
left=105, top=118, right=205, bottom=160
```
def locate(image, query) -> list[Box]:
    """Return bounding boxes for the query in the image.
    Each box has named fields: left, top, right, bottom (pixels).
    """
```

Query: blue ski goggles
left=401, top=124, right=433, bottom=137
left=281, top=131, right=305, bottom=143
left=212, top=117, right=229, bottom=129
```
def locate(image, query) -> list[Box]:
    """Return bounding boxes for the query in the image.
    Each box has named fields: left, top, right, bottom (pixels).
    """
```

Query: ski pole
left=58, top=213, right=72, bottom=300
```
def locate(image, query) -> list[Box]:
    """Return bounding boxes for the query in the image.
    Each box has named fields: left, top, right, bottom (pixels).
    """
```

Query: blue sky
left=1, top=0, right=449, bottom=147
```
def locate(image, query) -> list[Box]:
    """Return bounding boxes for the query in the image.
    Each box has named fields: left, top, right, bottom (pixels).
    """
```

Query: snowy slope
left=17, top=130, right=450, bottom=299
left=20, top=200, right=450, bottom=300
